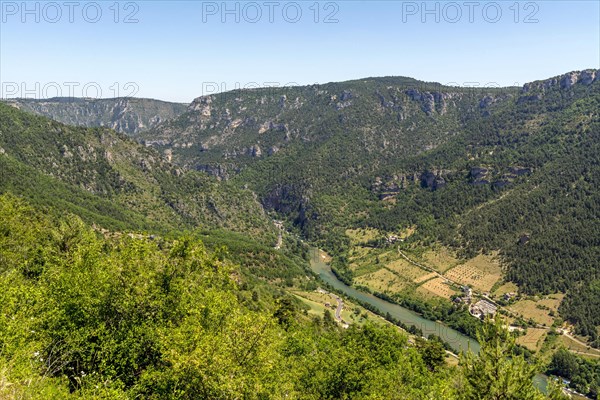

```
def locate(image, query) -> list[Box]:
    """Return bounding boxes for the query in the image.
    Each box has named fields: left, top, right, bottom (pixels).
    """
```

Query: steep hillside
left=137, top=77, right=521, bottom=249
left=0, top=102, right=275, bottom=241
left=366, top=70, right=600, bottom=341
left=3, top=97, right=187, bottom=135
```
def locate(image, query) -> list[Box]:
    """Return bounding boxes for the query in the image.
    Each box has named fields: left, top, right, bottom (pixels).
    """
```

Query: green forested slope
left=367, top=77, right=600, bottom=340
left=1, top=70, right=595, bottom=397
left=0, top=102, right=275, bottom=238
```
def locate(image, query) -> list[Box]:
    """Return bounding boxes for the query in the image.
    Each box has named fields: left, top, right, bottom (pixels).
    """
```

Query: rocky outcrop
left=469, top=167, right=490, bottom=185
left=249, top=145, right=262, bottom=157
left=470, top=166, right=532, bottom=187
left=340, top=90, right=353, bottom=101
left=580, top=70, right=597, bottom=85
left=404, top=89, right=457, bottom=115
left=372, top=169, right=449, bottom=198
left=405, top=89, right=435, bottom=114
left=420, top=170, right=447, bottom=190
left=195, top=163, right=238, bottom=180
left=518, top=234, right=530, bottom=245
left=331, top=90, right=355, bottom=110
left=522, top=69, right=599, bottom=93
left=163, top=148, right=173, bottom=163
left=262, top=184, right=313, bottom=228
left=478, top=94, right=514, bottom=110
left=508, top=166, right=532, bottom=176
left=258, top=121, right=287, bottom=134
left=478, top=94, right=516, bottom=116
left=189, top=96, right=213, bottom=117
left=375, top=165, right=530, bottom=193
left=268, top=146, right=280, bottom=155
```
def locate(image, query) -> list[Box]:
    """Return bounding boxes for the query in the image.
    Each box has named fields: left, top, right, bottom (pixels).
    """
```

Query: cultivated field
left=559, top=335, right=600, bottom=358
left=350, top=260, right=382, bottom=277
left=508, top=295, right=562, bottom=327
left=538, top=294, right=564, bottom=310
left=345, top=228, right=380, bottom=245
left=347, top=246, right=373, bottom=273
left=417, top=277, right=458, bottom=299
left=414, top=272, right=438, bottom=284
left=349, top=249, right=396, bottom=277
left=516, top=328, right=547, bottom=352
left=493, top=282, right=519, bottom=297
left=355, top=268, right=410, bottom=294
left=348, top=245, right=371, bottom=260
left=444, top=254, right=502, bottom=292
left=385, top=258, right=430, bottom=281
left=420, top=247, right=461, bottom=273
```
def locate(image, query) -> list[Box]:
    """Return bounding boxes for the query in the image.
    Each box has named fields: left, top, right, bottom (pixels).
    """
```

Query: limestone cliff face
left=369, top=164, right=537, bottom=200
left=521, top=69, right=599, bottom=93
left=403, top=89, right=461, bottom=116
left=3, top=97, right=187, bottom=135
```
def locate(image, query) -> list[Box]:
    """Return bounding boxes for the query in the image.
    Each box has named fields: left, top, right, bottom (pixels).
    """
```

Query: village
left=454, top=285, right=498, bottom=319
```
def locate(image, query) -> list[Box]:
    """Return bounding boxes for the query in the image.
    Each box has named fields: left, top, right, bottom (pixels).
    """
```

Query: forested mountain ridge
left=0, top=102, right=316, bottom=284
left=139, top=69, right=597, bottom=180
left=3, top=97, right=187, bottom=135
left=384, top=70, right=600, bottom=341
left=3, top=70, right=598, bottom=345
left=138, top=76, right=517, bottom=176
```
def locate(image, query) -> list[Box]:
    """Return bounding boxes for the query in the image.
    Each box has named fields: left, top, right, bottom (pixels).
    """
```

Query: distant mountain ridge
left=2, top=97, right=187, bottom=135
left=138, top=76, right=518, bottom=175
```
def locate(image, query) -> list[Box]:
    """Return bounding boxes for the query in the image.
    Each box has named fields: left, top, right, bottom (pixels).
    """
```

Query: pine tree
left=459, top=316, right=545, bottom=400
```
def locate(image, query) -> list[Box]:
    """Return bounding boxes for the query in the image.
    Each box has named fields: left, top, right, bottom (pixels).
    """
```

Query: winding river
left=309, top=248, right=480, bottom=354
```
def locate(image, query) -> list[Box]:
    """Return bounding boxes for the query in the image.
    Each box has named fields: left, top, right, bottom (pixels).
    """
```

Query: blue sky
left=1, top=0, right=599, bottom=102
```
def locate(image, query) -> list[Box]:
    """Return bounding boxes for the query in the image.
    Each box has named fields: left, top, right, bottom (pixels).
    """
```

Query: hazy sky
left=1, top=0, right=599, bottom=102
